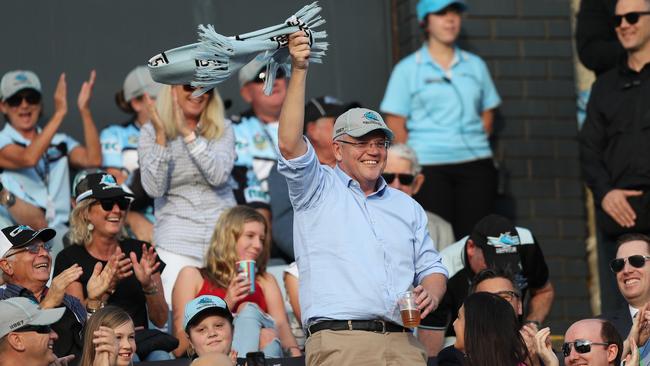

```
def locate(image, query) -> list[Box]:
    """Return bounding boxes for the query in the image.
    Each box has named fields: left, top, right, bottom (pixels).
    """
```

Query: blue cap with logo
left=416, top=0, right=467, bottom=21
left=183, top=295, right=233, bottom=332
left=332, top=108, right=394, bottom=140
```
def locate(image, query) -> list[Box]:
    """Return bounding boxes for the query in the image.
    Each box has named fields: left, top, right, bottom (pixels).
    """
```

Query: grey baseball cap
left=0, top=70, right=42, bottom=101
left=0, top=297, right=64, bottom=338
left=332, top=108, right=394, bottom=140
left=123, top=66, right=162, bottom=101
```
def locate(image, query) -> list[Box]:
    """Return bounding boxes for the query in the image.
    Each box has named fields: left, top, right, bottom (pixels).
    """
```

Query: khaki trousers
left=305, top=330, right=428, bottom=366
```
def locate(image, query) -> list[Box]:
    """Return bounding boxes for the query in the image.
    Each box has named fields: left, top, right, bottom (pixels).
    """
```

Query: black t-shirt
left=421, top=238, right=549, bottom=336
left=53, top=238, right=165, bottom=328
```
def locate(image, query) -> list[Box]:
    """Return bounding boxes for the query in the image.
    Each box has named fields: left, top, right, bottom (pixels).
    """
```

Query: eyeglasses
left=494, top=290, right=520, bottom=302
left=96, top=197, right=133, bottom=211
left=382, top=173, right=415, bottom=185
left=4, top=241, right=53, bottom=258
left=4, top=90, right=42, bottom=107
left=337, top=139, right=391, bottom=150
left=562, top=339, right=610, bottom=357
left=613, top=11, right=650, bottom=26
left=13, top=324, right=52, bottom=334
left=609, top=255, right=650, bottom=273
left=252, top=68, right=286, bottom=84
left=182, top=85, right=214, bottom=95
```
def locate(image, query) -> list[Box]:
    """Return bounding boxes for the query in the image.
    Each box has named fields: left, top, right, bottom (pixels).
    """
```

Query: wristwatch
left=0, top=189, right=16, bottom=208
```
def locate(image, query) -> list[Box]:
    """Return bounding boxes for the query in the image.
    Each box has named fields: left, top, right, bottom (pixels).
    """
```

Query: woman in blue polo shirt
left=380, top=0, right=501, bottom=239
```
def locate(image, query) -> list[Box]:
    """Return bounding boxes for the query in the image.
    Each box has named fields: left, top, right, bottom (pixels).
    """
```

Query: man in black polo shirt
left=579, top=0, right=650, bottom=313
left=418, top=214, right=553, bottom=356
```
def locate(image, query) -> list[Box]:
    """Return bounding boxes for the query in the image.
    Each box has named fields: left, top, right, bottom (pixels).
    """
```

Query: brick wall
left=392, top=0, right=590, bottom=333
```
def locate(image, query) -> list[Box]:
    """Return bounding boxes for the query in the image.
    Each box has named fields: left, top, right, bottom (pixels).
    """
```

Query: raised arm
left=278, top=31, right=311, bottom=160
left=0, top=73, right=67, bottom=169
left=69, top=70, right=102, bottom=168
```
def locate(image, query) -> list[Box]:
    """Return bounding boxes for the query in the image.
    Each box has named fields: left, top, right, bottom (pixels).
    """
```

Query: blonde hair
left=202, top=206, right=270, bottom=288
left=156, top=85, right=226, bottom=140
left=79, top=306, right=134, bottom=366
left=69, top=199, right=126, bottom=246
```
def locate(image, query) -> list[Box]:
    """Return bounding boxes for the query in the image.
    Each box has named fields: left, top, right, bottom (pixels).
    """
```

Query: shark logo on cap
left=487, top=232, right=520, bottom=254
left=99, top=174, right=118, bottom=190
left=9, top=225, right=31, bottom=237
left=364, top=111, right=380, bottom=122
left=14, top=74, right=29, bottom=83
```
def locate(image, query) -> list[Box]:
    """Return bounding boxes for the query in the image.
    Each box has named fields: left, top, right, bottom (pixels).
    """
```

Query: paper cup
left=236, top=260, right=256, bottom=294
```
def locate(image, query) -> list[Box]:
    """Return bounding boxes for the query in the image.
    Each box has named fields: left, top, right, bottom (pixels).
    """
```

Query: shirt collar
left=333, top=164, right=388, bottom=197
left=418, top=44, right=466, bottom=70
left=2, top=123, right=42, bottom=143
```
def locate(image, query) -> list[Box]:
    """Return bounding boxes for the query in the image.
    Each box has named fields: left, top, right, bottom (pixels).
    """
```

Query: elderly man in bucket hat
left=275, top=32, right=447, bottom=365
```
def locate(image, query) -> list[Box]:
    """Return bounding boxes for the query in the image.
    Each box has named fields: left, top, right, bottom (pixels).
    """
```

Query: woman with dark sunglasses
left=138, top=83, right=235, bottom=308
left=0, top=70, right=102, bottom=256
left=53, top=172, right=172, bottom=362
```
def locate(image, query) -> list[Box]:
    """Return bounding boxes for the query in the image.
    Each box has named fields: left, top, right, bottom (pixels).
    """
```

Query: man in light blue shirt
left=277, top=32, right=448, bottom=366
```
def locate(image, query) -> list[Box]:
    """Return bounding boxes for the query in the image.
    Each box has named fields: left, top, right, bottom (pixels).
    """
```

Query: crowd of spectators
left=0, top=0, right=649, bottom=365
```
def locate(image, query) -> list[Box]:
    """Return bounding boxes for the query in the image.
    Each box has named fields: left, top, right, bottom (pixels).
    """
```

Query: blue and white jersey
left=100, top=120, right=141, bottom=173
left=231, top=111, right=279, bottom=208
left=381, top=45, right=501, bottom=165
left=0, top=123, right=79, bottom=227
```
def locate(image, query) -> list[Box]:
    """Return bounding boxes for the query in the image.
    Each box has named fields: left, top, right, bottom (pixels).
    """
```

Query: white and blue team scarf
left=147, top=2, right=328, bottom=96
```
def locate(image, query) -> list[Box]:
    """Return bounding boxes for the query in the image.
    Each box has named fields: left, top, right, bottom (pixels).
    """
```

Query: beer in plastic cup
left=398, top=291, right=421, bottom=328
left=236, top=260, right=256, bottom=294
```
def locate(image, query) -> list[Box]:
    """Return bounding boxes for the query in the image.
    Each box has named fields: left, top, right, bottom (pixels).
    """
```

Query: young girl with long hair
left=172, top=206, right=300, bottom=358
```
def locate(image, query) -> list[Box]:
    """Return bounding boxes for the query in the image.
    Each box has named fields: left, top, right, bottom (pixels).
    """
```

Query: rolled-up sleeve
left=277, top=138, right=326, bottom=211
left=413, top=203, right=448, bottom=285
left=138, top=124, right=171, bottom=198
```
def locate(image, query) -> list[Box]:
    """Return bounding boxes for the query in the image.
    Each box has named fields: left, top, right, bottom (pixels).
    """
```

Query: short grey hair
left=388, top=143, right=422, bottom=175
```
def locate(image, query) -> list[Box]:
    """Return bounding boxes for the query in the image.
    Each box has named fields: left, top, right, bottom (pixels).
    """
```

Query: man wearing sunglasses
left=579, top=0, right=650, bottom=314
left=0, top=224, right=115, bottom=365
left=0, top=70, right=102, bottom=257
left=601, top=234, right=650, bottom=340
left=231, top=59, right=290, bottom=239
left=385, top=143, right=454, bottom=252
left=0, top=297, right=73, bottom=366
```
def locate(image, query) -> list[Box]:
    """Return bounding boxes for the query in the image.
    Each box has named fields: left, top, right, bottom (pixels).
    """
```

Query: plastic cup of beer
left=236, top=260, right=256, bottom=294
left=398, top=291, right=421, bottom=328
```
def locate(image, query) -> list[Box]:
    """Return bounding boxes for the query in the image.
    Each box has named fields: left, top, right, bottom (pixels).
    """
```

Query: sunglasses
left=613, top=11, right=650, bottom=26
left=14, top=324, right=52, bottom=334
left=562, top=339, right=609, bottom=357
left=96, top=197, right=133, bottom=211
left=252, top=68, right=286, bottom=84
left=182, top=85, right=214, bottom=95
left=382, top=173, right=415, bottom=185
left=4, top=241, right=53, bottom=258
left=609, top=255, right=650, bottom=272
left=5, top=90, right=42, bottom=107
left=494, top=290, right=520, bottom=302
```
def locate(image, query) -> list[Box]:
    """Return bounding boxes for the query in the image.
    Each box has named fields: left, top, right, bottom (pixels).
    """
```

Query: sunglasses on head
left=252, top=68, right=286, bottom=84
left=182, top=85, right=214, bottom=95
left=4, top=241, right=53, bottom=258
left=381, top=173, right=415, bottom=185
left=14, top=324, right=52, bottom=334
left=562, top=339, right=609, bottom=357
left=4, top=90, right=41, bottom=107
left=96, top=197, right=133, bottom=211
left=613, top=11, right=650, bottom=26
left=609, top=254, right=650, bottom=272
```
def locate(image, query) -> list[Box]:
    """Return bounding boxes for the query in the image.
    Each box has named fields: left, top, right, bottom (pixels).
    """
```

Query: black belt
left=307, top=320, right=411, bottom=337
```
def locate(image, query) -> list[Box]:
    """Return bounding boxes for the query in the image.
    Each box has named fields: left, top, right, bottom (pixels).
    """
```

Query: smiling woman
left=53, top=172, right=172, bottom=361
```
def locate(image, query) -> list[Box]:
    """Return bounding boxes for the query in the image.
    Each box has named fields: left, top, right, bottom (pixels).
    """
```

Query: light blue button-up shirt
left=278, top=139, right=448, bottom=327
left=380, top=45, right=501, bottom=165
